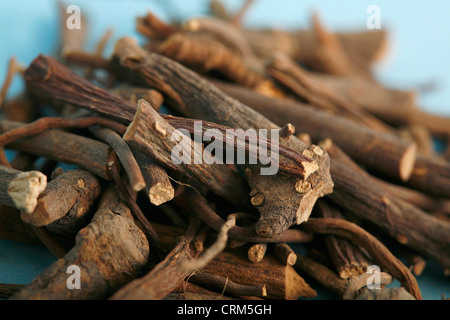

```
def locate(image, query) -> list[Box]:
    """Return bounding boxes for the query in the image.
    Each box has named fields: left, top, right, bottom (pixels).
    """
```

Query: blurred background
left=0, top=0, right=449, bottom=299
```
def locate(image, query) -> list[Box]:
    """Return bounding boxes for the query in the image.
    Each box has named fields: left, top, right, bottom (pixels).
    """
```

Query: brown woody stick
left=108, top=160, right=162, bottom=255
left=407, top=154, right=450, bottom=198
left=213, top=80, right=417, bottom=182
left=24, top=46, right=327, bottom=233
left=64, top=51, right=112, bottom=70
left=1, top=94, right=37, bottom=123
left=271, top=243, right=297, bottom=266
left=157, top=32, right=270, bottom=91
left=352, top=96, right=450, bottom=139
left=308, top=70, right=450, bottom=139
left=136, top=11, right=179, bottom=40
left=317, top=201, right=372, bottom=279
left=356, top=287, right=415, bottom=300
left=307, top=13, right=372, bottom=79
left=123, top=99, right=250, bottom=205
left=0, top=164, right=47, bottom=214
left=0, top=205, right=41, bottom=244
left=111, top=37, right=333, bottom=237
left=162, top=114, right=317, bottom=179
left=183, top=17, right=259, bottom=66
left=24, top=55, right=136, bottom=124
left=379, top=104, right=450, bottom=139
left=301, top=218, right=422, bottom=300
left=311, top=71, right=417, bottom=114
left=10, top=187, right=150, bottom=300
left=316, top=139, right=450, bottom=269
left=0, top=120, right=119, bottom=180
left=0, top=116, right=127, bottom=147
left=169, top=281, right=235, bottom=300
left=27, top=169, right=101, bottom=234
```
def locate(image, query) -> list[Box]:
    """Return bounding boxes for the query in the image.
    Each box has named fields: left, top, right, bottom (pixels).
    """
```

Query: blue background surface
left=0, top=0, right=449, bottom=299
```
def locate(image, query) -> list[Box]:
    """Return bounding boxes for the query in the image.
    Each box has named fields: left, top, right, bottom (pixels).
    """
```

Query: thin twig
left=91, top=126, right=145, bottom=192
left=0, top=116, right=127, bottom=147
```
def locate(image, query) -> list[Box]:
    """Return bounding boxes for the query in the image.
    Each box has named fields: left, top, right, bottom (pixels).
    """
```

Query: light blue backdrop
left=0, top=0, right=449, bottom=300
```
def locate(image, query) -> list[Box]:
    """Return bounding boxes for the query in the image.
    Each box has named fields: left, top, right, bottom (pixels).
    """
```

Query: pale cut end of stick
left=301, top=160, right=320, bottom=182
left=280, top=123, right=295, bottom=138
left=399, top=143, right=417, bottom=181
left=133, top=181, right=147, bottom=192
left=8, top=171, right=47, bottom=214
left=149, top=183, right=175, bottom=206
left=286, top=253, right=298, bottom=267
left=272, top=243, right=298, bottom=266
left=183, top=19, right=200, bottom=31
left=300, top=146, right=321, bottom=180
left=248, top=243, right=267, bottom=264
left=261, top=285, right=267, bottom=297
